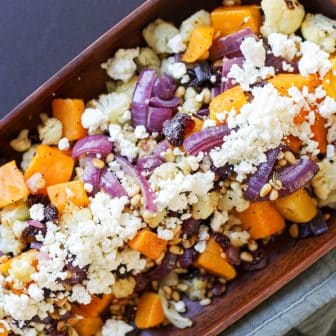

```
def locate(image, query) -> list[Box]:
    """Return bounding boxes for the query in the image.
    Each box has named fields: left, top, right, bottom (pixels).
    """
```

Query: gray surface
left=0, top=1, right=335, bottom=335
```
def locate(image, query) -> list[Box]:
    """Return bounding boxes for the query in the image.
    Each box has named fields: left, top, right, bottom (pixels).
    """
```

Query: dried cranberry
left=179, top=267, right=199, bottom=280
left=181, top=218, right=201, bottom=236
left=242, top=248, right=268, bottom=272
left=210, top=163, right=234, bottom=180
left=21, top=224, right=46, bottom=243
left=60, top=262, right=88, bottom=285
left=44, top=204, right=58, bottom=221
left=213, top=232, right=230, bottom=249
left=162, top=113, right=194, bottom=146
left=116, top=263, right=129, bottom=279
left=211, top=283, right=226, bottom=297
left=178, top=248, right=198, bottom=268
left=27, top=194, right=50, bottom=207
left=124, top=304, right=136, bottom=321
left=134, top=274, right=149, bottom=292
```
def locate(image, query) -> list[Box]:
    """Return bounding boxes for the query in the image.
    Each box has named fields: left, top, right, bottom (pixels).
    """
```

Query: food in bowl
left=1, top=0, right=336, bottom=334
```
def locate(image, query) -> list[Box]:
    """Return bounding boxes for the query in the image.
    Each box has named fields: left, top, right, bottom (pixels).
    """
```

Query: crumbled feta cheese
left=83, top=183, right=93, bottom=193
left=161, top=57, right=187, bottom=79
left=260, top=0, right=305, bottom=37
left=134, top=125, right=149, bottom=139
left=241, top=37, right=266, bottom=68
left=157, top=227, right=174, bottom=240
left=109, top=124, right=138, bottom=161
left=268, top=33, right=298, bottom=60
left=0, top=222, right=24, bottom=255
left=326, top=144, right=335, bottom=158
left=210, top=84, right=299, bottom=180
left=27, top=284, right=44, bottom=302
left=194, top=225, right=209, bottom=253
left=102, top=319, right=133, bottom=336
left=210, top=210, right=229, bottom=232
left=298, top=41, right=331, bottom=77
left=10, top=129, right=31, bottom=152
left=318, top=96, right=336, bottom=118
left=202, top=119, right=217, bottom=129
left=174, top=300, right=187, bottom=313
left=69, top=284, right=91, bottom=304
left=102, top=48, right=139, bottom=82
left=143, top=19, right=179, bottom=54
left=58, top=137, right=70, bottom=151
left=301, top=13, right=336, bottom=53
left=29, top=204, right=45, bottom=221
left=168, top=34, right=187, bottom=53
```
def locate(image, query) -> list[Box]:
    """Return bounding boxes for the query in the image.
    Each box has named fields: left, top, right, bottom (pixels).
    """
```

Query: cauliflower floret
left=260, top=0, right=305, bottom=37
left=101, top=48, right=139, bottom=82
left=301, top=13, right=336, bottom=53
left=37, top=114, right=63, bottom=145
left=21, top=144, right=38, bottom=171
left=0, top=221, right=24, bottom=255
left=111, top=277, right=136, bottom=298
left=312, top=155, right=336, bottom=207
left=10, top=129, right=31, bottom=152
left=136, top=47, right=161, bottom=71
left=82, top=91, right=131, bottom=134
left=167, top=34, right=187, bottom=53
left=180, top=10, right=211, bottom=43
left=143, top=19, right=179, bottom=54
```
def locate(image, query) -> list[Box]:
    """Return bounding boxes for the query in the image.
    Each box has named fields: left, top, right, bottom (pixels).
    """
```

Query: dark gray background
left=0, top=0, right=145, bottom=116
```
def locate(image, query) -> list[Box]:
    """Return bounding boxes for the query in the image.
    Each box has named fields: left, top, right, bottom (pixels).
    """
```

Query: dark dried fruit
left=44, top=204, right=58, bottom=221
left=21, top=224, right=46, bottom=243
left=181, top=218, right=201, bottom=236
left=162, top=113, right=194, bottom=146
left=179, top=267, right=199, bottom=280
left=178, top=248, right=198, bottom=268
left=27, top=194, right=50, bottom=207
left=213, top=232, right=230, bottom=249
left=242, top=248, right=268, bottom=271
left=134, top=274, right=149, bottom=292
left=210, top=163, right=234, bottom=180
left=211, top=283, right=226, bottom=296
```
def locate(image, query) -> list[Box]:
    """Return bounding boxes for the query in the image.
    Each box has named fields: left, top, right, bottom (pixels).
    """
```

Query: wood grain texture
left=0, top=0, right=335, bottom=335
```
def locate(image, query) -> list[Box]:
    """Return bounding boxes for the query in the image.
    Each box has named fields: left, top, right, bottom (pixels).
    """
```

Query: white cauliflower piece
left=301, top=13, right=336, bottom=53
left=0, top=221, right=24, bottom=255
left=111, top=277, right=136, bottom=298
left=180, top=10, right=211, bottom=43
left=37, top=114, right=63, bottom=145
left=21, top=145, right=38, bottom=171
left=167, top=34, right=187, bottom=53
left=82, top=91, right=131, bottom=134
left=10, top=129, right=31, bottom=152
left=136, top=47, right=161, bottom=71
left=101, top=48, right=139, bottom=82
left=260, top=0, right=305, bottom=37
left=312, top=155, right=336, bottom=207
left=143, top=19, right=179, bottom=54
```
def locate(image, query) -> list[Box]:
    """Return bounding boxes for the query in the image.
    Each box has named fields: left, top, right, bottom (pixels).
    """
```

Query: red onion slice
left=308, top=212, right=328, bottom=236
left=72, top=135, right=112, bottom=159
left=277, top=159, right=319, bottom=198
left=82, top=156, right=101, bottom=195
left=116, top=155, right=157, bottom=212
left=221, top=57, right=244, bottom=92
left=152, top=74, right=177, bottom=100
left=147, top=107, right=173, bottom=133
left=211, top=86, right=221, bottom=98
left=152, top=140, right=171, bottom=157
left=99, top=167, right=127, bottom=198
left=149, top=96, right=181, bottom=109
left=244, top=147, right=281, bottom=201
left=209, top=28, right=256, bottom=61
left=27, top=219, right=44, bottom=229
left=183, top=125, right=231, bottom=155
left=136, top=156, right=164, bottom=173
left=131, top=69, right=158, bottom=127
left=265, top=52, right=298, bottom=74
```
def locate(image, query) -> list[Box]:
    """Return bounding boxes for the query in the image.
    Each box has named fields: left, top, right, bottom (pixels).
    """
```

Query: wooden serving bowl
left=0, top=1, right=335, bottom=335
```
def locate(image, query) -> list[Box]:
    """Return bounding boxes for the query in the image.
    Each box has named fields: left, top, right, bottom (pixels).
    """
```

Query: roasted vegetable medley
left=1, top=0, right=336, bottom=335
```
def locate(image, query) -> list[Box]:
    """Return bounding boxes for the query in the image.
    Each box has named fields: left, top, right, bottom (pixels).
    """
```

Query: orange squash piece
left=211, top=5, right=261, bottom=36
left=284, top=135, right=302, bottom=153
left=238, top=201, right=285, bottom=239
left=47, top=180, right=89, bottom=213
left=185, top=117, right=203, bottom=138
left=135, top=292, right=165, bottom=329
left=322, top=56, right=336, bottom=99
left=209, top=86, right=247, bottom=123
left=0, top=250, right=38, bottom=276
left=195, top=238, right=237, bottom=280
left=74, top=317, right=103, bottom=336
left=0, top=322, right=8, bottom=336
left=182, top=25, right=214, bottom=63
left=269, top=74, right=321, bottom=96
left=0, top=161, right=30, bottom=208
left=72, top=294, right=113, bottom=318
left=128, top=230, right=167, bottom=260
left=24, top=145, right=74, bottom=189
left=52, top=98, right=87, bottom=141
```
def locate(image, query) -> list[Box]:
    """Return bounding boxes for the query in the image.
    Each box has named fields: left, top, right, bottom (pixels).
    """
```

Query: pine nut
left=175, top=86, right=186, bottom=99
left=172, top=291, right=180, bottom=302
left=284, top=151, right=296, bottom=165
left=289, top=223, right=299, bottom=239
left=259, top=183, right=272, bottom=197
left=240, top=251, right=253, bottom=263
left=169, top=245, right=184, bottom=255
left=278, top=158, right=287, bottom=166
left=92, top=158, right=105, bottom=169
left=269, top=189, right=279, bottom=201
left=247, top=240, right=258, bottom=252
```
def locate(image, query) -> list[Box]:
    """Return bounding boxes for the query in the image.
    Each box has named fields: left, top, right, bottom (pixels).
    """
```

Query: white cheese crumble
left=102, top=319, right=133, bottom=336
left=134, top=125, right=149, bottom=139
left=268, top=33, right=298, bottom=60
left=210, top=211, right=229, bottom=232
left=168, top=34, right=187, bottom=53
left=29, top=204, right=45, bottom=221
left=101, top=48, right=139, bottom=82
left=194, top=225, right=209, bottom=253
left=69, top=284, right=91, bottom=304
left=161, top=57, right=187, bottom=80
left=58, top=137, right=70, bottom=151
left=298, top=41, right=331, bottom=77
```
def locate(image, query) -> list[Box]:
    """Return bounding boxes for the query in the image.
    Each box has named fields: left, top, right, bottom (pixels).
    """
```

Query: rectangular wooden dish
left=0, top=0, right=335, bottom=335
